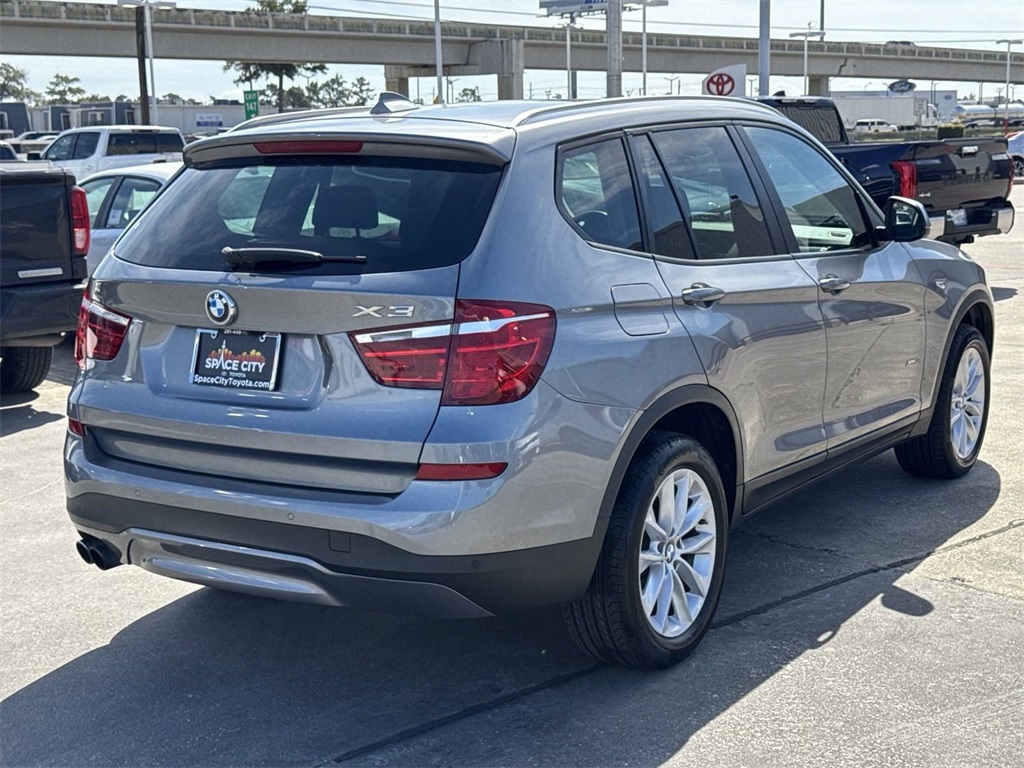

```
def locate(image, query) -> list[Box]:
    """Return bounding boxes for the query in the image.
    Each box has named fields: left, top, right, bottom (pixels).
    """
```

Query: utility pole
left=434, top=0, right=443, bottom=103
left=758, top=0, right=770, bottom=99
left=607, top=0, right=622, bottom=97
left=134, top=6, right=150, bottom=125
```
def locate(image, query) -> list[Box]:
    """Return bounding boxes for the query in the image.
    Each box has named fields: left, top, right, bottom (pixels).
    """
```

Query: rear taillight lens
left=70, top=185, right=91, bottom=256
left=891, top=160, right=917, bottom=199
left=350, top=300, right=556, bottom=406
left=74, top=294, right=132, bottom=368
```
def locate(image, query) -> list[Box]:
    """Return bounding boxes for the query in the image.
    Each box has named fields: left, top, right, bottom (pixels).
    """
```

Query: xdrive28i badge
left=206, top=290, right=237, bottom=326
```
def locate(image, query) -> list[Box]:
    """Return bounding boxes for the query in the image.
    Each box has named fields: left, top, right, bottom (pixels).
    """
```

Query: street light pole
left=607, top=0, right=623, bottom=97
left=789, top=23, right=824, bottom=96
left=633, top=0, right=668, bottom=97
left=118, top=0, right=175, bottom=125
left=564, top=14, right=574, bottom=99
left=996, top=38, right=1022, bottom=132
left=434, top=0, right=444, bottom=103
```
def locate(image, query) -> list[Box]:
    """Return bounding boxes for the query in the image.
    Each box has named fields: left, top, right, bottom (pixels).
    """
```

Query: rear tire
left=0, top=347, right=54, bottom=394
left=895, top=325, right=989, bottom=478
left=562, top=432, right=728, bottom=669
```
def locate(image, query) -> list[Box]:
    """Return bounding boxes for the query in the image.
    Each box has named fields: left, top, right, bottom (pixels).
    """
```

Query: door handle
left=680, top=283, right=725, bottom=307
left=818, top=275, right=851, bottom=294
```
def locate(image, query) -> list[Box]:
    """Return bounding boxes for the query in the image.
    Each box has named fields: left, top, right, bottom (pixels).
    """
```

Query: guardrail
left=3, top=0, right=1021, bottom=65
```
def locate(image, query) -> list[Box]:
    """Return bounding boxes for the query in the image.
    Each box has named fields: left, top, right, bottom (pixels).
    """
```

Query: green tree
left=223, top=0, right=326, bottom=112
left=0, top=63, right=38, bottom=102
left=45, top=73, right=86, bottom=104
left=348, top=77, right=374, bottom=106
left=82, top=93, right=113, bottom=104
left=455, top=86, right=481, bottom=103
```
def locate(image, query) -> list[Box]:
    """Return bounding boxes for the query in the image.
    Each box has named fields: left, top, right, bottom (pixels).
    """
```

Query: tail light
left=351, top=300, right=556, bottom=406
left=891, top=160, right=917, bottom=199
left=70, top=186, right=91, bottom=256
left=74, top=293, right=132, bottom=368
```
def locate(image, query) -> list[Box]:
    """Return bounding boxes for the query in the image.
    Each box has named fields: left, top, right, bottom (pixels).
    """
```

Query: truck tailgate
left=0, top=170, right=77, bottom=289
left=912, top=138, right=1011, bottom=212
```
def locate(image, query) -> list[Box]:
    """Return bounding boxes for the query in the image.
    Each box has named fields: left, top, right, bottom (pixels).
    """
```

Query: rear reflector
left=75, top=294, right=132, bottom=368
left=416, top=462, right=507, bottom=481
left=350, top=300, right=556, bottom=406
left=254, top=140, right=363, bottom=155
left=68, top=418, right=85, bottom=437
left=891, top=160, right=917, bottom=199
left=71, top=186, right=91, bottom=256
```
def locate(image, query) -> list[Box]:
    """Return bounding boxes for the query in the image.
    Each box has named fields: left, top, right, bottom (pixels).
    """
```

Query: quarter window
left=80, top=178, right=117, bottom=228
left=105, top=177, right=162, bottom=229
left=651, top=127, right=774, bottom=260
left=558, top=138, right=643, bottom=251
left=744, top=127, right=872, bottom=252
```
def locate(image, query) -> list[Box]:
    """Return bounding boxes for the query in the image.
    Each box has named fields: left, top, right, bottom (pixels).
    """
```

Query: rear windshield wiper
left=220, top=247, right=367, bottom=267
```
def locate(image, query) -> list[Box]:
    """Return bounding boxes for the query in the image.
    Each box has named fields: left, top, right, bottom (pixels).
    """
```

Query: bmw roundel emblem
left=206, top=289, right=237, bottom=326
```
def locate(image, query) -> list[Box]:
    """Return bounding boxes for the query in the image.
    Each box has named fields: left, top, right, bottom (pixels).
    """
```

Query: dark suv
left=66, top=95, right=993, bottom=668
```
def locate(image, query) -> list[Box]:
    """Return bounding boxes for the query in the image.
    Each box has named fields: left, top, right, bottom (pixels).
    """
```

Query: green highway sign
left=244, top=90, right=260, bottom=120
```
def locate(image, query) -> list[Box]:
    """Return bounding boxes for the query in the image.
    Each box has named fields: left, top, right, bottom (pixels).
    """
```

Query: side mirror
left=883, top=196, right=930, bottom=242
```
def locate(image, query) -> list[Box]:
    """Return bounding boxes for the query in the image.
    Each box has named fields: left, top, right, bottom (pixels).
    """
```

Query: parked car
left=1, top=167, right=89, bottom=392
left=761, top=96, right=1015, bottom=245
left=0, top=141, right=23, bottom=162
left=852, top=118, right=897, bottom=133
left=42, top=126, right=184, bottom=182
left=79, top=161, right=182, bottom=273
left=67, top=94, right=994, bottom=669
left=1008, top=130, right=1024, bottom=178
left=8, top=130, right=60, bottom=157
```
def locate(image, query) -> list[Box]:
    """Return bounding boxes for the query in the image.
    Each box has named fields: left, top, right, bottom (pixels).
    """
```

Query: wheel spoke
left=676, top=557, right=708, bottom=598
left=669, top=568, right=693, bottom=625
left=654, top=568, right=674, bottom=632
left=672, top=472, right=691, bottom=536
left=644, top=515, right=668, bottom=544
left=679, top=495, right=710, bottom=537
left=657, top=480, right=676, bottom=536
left=678, top=529, right=715, bottom=555
left=641, top=563, right=664, bottom=614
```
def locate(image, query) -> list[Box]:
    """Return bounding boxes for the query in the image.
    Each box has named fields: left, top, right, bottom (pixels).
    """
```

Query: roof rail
left=370, top=91, right=419, bottom=116
left=512, top=94, right=774, bottom=126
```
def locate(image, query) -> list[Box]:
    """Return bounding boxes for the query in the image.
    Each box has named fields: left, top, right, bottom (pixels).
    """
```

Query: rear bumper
left=0, top=279, right=84, bottom=345
left=68, top=495, right=606, bottom=617
left=931, top=201, right=1015, bottom=243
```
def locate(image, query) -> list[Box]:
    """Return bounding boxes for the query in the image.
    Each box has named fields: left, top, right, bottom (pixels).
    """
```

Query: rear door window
left=80, top=177, right=118, bottom=228
left=73, top=132, right=100, bottom=159
left=105, top=176, right=163, bottom=229
left=115, top=155, right=503, bottom=275
left=650, top=127, right=775, bottom=260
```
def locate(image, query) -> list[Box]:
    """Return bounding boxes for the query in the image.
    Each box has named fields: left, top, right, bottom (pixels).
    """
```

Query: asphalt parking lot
left=2, top=186, right=1022, bottom=767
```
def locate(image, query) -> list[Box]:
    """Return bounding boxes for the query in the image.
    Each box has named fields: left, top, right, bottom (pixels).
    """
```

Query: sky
left=4, top=0, right=1024, bottom=104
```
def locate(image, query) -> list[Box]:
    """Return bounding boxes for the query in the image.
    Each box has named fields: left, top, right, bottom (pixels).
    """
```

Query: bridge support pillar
left=808, top=75, right=830, bottom=96
left=472, top=38, right=524, bottom=100
left=384, top=65, right=410, bottom=98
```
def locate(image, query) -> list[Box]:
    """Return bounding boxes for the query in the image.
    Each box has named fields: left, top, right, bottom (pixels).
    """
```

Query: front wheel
left=895, top=324, right=990, bottom=478
left=562, top=432, right=728, bottom=669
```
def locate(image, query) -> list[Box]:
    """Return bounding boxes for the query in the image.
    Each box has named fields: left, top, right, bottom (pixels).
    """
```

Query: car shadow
left=0, top=453, right=1001, bottom=767
left=0, top=391, right=63, bottom=438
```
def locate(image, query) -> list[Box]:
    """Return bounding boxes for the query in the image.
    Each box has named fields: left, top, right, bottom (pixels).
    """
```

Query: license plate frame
left=190, top=328, right=281, bottom=391
left=948, top=208, right=968, bottom=228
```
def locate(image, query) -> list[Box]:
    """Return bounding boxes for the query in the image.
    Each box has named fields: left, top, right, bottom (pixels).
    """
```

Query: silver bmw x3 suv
left=66, top=95, right=998, bottom=668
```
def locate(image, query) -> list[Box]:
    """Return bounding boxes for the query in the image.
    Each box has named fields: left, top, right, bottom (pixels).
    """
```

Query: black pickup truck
left=759, top=97, right=1015, bottom=245
left=0, top=167, right=89, bottom=392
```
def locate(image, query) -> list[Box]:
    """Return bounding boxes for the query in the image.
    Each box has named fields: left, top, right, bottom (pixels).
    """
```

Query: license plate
left=190, top=329, right=281, bottom=391
left=948, top=208, right=967, bottom=227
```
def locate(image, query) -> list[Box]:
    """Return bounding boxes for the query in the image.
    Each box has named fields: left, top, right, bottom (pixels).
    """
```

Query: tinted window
left=652, top=127, right=774, bottom=260
left=634, top=136, right=696, bottom=260
left=745, top=127, right=872, bottom=252
left=558, top=138, right=642, bottom=251
left=107, top=132, right=183, bottom=155
left=115, top=156, right=503, bottom=275
left=80, top=177, right=117, bottom=228
left=0, top=144, right=16, bottom=160
left=73, top=132, right=100, bottom=159
left=770, top=104, right=845, bottom=144
left=105, top=177, right=162, bottom=229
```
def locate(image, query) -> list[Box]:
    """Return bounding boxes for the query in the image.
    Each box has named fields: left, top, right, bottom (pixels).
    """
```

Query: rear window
left=107, top=132, right=184, bottom=155
left=114, top=155, right=503, bottom=274
left=772, top=105, right=845, bottom=145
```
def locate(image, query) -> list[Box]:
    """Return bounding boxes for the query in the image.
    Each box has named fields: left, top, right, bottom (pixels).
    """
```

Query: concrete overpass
left=2, top=0, right=1022, bottom=99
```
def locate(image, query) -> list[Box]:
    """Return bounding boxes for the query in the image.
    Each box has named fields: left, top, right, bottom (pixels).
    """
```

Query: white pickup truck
left=41, top=126, right=184, bottom=180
